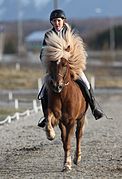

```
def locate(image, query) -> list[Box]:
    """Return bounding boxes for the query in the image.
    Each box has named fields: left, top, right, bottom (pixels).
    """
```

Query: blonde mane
left=41, top=23, right=87, bottom=80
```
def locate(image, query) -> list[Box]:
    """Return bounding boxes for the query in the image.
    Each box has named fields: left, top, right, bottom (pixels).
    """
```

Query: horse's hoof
left=47, top=135, right=55, bottom=141
left=62, top=164, right=71, bottom=172
left=73, top=155, right=81, bottom=165
left=46, top=129, right=55, bottom=141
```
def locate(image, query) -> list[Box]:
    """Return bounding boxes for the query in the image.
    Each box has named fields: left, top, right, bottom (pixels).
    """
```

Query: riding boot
left=88, top=86, right=103, bottom=120
left=38, top=88, right=48, bottom=128
left=75, top=79, right=103, bottom=120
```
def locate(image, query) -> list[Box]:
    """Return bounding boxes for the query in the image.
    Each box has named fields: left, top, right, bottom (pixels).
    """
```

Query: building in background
left=25, top=30, right=46, bottom=52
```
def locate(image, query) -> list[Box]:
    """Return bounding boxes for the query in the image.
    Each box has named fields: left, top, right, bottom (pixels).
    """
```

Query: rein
left=49, top=59, right=71, bottom=93
left=58, top=73, right=69, bottom=86
left=58, top=61, right=70, bottom=87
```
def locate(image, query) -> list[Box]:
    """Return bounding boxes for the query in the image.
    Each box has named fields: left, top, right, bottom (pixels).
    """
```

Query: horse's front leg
left=61, top=123, right=74, bottom=171
left=46, top=111, right=56, bottom=140
left=73, top=116, right=85, bottom=165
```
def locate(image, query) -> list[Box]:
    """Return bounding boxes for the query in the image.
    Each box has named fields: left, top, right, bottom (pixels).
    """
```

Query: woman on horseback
left=38, top=9, right=103, bottom=127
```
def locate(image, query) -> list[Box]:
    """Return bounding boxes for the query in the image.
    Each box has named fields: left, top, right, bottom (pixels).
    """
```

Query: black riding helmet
left=50, top=9, right=66, bottom=22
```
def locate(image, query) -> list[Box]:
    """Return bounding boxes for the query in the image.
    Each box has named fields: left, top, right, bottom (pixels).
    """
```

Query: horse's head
left=48, top=58, right=70, bottom=93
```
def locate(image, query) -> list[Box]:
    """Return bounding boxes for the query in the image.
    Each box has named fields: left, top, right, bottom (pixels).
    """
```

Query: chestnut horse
left=45, top=58, right=88, bottom=171
left=41, top=23, right=88, bottom=171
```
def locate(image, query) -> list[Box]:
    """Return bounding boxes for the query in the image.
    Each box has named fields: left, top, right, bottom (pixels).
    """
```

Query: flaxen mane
left=41, top=23, right=87, bottom=79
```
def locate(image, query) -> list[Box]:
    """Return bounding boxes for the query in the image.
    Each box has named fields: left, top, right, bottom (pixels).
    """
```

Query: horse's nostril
left=50, top=80, right=56, bottom=87
left=58, top=85, right=63, bottom=90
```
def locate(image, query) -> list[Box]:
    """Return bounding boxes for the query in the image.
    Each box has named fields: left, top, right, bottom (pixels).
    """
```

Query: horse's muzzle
left=50, top=80, right=63, bottom=93
left=54, top=85, right=63, bottom=93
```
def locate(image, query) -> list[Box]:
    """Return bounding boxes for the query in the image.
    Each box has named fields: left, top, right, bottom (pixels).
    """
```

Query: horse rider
left=38, top=9, right=103, bottom=127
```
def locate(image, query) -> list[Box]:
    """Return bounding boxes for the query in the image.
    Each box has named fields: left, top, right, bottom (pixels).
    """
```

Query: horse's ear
left=65, top=45, right=70, bottom=52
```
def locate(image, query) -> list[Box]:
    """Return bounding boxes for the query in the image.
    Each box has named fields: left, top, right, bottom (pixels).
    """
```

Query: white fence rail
left=0, top=100, right=42, bottom=125
left=0, top=78, right=43, bottom=126
left=0, top=76, right=95, bottom=125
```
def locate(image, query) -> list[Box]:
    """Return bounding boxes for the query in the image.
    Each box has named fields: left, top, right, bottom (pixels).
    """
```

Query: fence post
left=91, top=76, right=95, bottom=90
left=15, top=99, right=19, bottom=109
left=16, top=112, right=19, bottom=120
left=38, top=78, right=42, bottom=92
left=8, top=91, right=13, bottom=100
left=33, top=100, right=38, bottom=113
left=8, top=116, right=11, bottom=123
left=26, top=110, right=30, bottom=116
left=15, top=63, right=20, bottom=71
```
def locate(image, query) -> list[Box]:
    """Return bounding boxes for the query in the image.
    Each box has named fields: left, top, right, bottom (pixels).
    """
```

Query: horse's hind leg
left=73, top=115, right=85, bottom=165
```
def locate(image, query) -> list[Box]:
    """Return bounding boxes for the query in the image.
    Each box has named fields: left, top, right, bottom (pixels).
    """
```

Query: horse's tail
left=82, top=115, right=88, bottom=133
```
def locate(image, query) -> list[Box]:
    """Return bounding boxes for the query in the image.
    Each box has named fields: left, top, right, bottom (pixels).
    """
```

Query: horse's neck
left=65, top=72, right=71, bottom=86
left=62, top=76, right=72, bottom=94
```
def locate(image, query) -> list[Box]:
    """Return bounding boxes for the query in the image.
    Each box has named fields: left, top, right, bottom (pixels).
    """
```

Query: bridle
left=50, top=59, right=70, bottom=93
left=58, top=73, right=69, bottom=87
left=58, top=60, right=70, bottom=87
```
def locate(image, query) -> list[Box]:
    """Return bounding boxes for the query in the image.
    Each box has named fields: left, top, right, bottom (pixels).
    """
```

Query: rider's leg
left=76, top=72, right=103, bottom=120
left=38, top=85, right=48, bottom=127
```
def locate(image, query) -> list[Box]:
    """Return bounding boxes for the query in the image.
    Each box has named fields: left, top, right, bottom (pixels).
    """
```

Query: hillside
left=2, top=17, right=122, bottom=40
left=2, top=17, right=122, bottom=53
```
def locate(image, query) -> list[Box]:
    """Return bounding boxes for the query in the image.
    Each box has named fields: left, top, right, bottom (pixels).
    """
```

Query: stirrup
left=38, top=117, right=46, bottom=128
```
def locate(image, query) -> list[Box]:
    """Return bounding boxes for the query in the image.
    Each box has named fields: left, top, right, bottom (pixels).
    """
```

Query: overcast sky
left=0, top=0, right=122, bottom=21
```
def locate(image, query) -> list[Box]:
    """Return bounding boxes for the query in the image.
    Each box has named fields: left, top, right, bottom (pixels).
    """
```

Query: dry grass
left=87, top=62, right=122, bottom=88
left=0, top=65, right=43, bottom=89
left=0, top=65, right=43, bottom=119
left=96, top=76, right=122, bottom=88
left=0, top=108, right=24, bottom=121
left=0, top=64, right=121, bottom=90
left=0, top=59, right=121, bottom=120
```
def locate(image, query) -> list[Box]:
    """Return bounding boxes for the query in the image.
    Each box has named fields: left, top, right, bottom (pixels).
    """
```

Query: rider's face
left=51, top=18, right=64, bottom=31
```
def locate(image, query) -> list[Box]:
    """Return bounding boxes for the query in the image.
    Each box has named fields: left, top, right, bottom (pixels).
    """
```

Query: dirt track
left=0, top=93, right=122, bottom=179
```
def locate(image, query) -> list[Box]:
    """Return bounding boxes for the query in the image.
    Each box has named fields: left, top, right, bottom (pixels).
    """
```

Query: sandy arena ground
left=0, top=93, right=122, bottom=179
